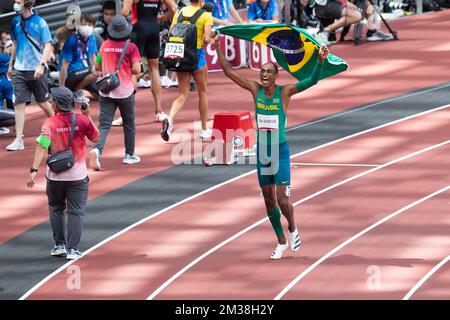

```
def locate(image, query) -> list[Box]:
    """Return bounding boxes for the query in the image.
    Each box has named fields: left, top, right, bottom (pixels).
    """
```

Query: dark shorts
left=315, top=1, right=344, bottom=20
left=257, top=141, right=291, bottom=187
left=12, top=68, right=50, bottom=105
left=65, top=67, right=91, bottom=91
left=131, top=22, right=160, bottom=60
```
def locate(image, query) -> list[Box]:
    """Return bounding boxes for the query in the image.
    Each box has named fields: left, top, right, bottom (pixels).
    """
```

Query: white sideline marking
left=291, top=162, right=379, bottom=167
left=275, top=185, right=450, bottom=300
left=403, top=255, right=450, bottom=300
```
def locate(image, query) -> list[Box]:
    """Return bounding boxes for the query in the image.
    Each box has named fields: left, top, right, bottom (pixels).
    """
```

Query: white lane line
left=275, top=185, right=450, bottom=300
left=285, top=83, right=450, bottom=132
left=403, top=255, right=450, bottom=300
left=147, top=141, right=449, bottom=300
left=20, top=104, right=450, bottom=300
left=291, top=162, right=379, bottom=167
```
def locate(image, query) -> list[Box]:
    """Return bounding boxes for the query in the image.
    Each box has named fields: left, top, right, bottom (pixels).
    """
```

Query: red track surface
left=1, top=11, right=450, bottom=246
left=27, top=106, right=449, bottom=299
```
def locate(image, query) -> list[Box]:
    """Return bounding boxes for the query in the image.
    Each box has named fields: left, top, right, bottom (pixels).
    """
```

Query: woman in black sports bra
left=122, top=0, right=177, bottom=122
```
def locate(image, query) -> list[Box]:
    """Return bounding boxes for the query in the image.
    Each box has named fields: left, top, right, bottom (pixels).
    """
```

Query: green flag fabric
left=218, top=24, right=348, bottom=82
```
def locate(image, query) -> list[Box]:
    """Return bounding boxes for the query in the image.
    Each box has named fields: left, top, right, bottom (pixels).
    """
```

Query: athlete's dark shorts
left=257, top=141, right=291, bottom=187
left=13, top=68, right=50, bottom=105
left=131, top=22, right=160, bottom=59
left=65, top=67, right=90, bottom=91
left=315, top=1, right=344, bottom=20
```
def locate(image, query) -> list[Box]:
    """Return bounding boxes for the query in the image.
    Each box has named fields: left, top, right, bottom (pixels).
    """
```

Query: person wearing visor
left=27, top=86, right=99, bottom=260
left=59, top=13, right=100, bottom=103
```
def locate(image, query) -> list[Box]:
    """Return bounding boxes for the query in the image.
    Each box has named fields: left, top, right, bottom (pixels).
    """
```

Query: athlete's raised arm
left=214, top=33, right=259, bottom=97
left=283, top=44, right=329, bottom=98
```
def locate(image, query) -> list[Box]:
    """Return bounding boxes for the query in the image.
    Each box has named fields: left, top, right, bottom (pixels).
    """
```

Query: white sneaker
left=317, top=31, right=330, bottom=46
left=66, top=248, right=82, bottom=260
left=6, top=138, right=24, bottom=151
left=200, top=128, right=212, bottom=141
left=161, top=117, right=173, bottom=142
left=155, top=112, right=168, bottom=122
left=160, top=75, right=170, bottom=88
left=270, top=242, right=289, bottom=260
left=89, top=148, right=101, bottom=171
left=112, top=117, right=123, bottom=126
left=367, top=30, right=394, bottom=41
left=73, top=90, right=90, bottom=104
left=289, top=229, right=301, bottom=252
left=137, top=78, right=151, bottom=88
left=50, top=244, right=67, bottom=257
left=0, top=127, right=10, bottom=135
left=123, top=153, right=141, bottom=164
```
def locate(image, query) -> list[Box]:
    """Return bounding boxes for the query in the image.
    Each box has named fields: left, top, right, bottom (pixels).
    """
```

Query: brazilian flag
left=218, top=24, right=348, bottom=82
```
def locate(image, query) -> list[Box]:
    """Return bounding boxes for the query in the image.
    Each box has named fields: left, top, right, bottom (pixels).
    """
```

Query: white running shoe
left=367, top=30, right=394, bottom=41
left=89, top=148, right=101, bottom=171
left=123, top=153, right=141, bottom=164
left=50, top=244, right=67, bottom=257
left=66, top=248, right=82, bottom=260
left=165, top=78, right=179, bottom=88
left=112, top=117, right=123, bottom=126
left=160, top=75, right=170, bottom=88
left=200, top=128, right=212, bottom=141
left=6, top=138, right=24, bottom=151
left=0, top=127, right=10, bottom=135
left=289, top=229, right=301, bottom=252
left=155, top=112, right=168, bottom=122
left=270, top=242, right=289, bottom=260
left=73, top=90, right=90, bottom=104
left=161, top=117, right=173, bottom=141
left=317, top=31, right=330, bottom=46
left=137, top=78, right=151, bottom=88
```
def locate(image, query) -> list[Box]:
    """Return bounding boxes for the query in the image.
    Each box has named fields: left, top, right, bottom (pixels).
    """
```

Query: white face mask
left=14, top=3, right=24, bottom=15
left=79, top=25, right=94, bottom=38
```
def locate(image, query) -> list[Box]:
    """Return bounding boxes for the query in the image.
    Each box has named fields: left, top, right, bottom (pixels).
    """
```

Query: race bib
left=257, top=114, right=279, bottom=130
left=164, top=43, right=185, bottom=60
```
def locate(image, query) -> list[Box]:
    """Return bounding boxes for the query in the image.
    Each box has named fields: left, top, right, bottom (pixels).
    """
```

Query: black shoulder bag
left=96, top=39, right=130, bottom=94
left=46, top=113, right=76, bottom=173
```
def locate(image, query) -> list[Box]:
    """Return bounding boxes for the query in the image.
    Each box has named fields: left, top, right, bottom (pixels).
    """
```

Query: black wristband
left=30, top=167, right=38, bottom=173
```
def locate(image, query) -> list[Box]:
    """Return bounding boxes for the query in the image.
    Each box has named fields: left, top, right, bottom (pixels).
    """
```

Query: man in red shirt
left=27, top=86, right=99, bottom=260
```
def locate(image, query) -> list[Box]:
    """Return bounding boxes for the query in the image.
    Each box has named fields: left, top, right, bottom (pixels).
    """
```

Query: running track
left=0, top=11, right=449, bottom=299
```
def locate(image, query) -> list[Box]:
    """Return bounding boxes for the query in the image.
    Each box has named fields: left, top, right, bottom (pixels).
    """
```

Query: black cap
left=51, top=87, right=75, bottom=112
